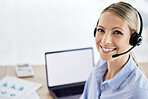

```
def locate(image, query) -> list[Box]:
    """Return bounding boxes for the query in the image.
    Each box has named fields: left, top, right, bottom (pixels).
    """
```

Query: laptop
left=45, top=47, right=94, bottom=99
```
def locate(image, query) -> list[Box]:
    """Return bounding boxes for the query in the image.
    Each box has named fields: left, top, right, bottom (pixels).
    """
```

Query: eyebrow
left=97, top=25, right=124, bottom=31
left=97, top=25, right=105, bottom=29
left=112, top=27, right=124, bottom=31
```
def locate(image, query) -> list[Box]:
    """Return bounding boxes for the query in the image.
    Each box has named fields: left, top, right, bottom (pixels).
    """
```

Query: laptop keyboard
left=53, top=85, right=84, bottom=98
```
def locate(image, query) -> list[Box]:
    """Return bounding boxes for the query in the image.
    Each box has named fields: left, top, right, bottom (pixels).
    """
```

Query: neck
left=104, top=54, right=130, bottom=81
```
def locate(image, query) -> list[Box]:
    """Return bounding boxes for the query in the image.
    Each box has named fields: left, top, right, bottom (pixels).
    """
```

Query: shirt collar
left=95, top=59, right=107, bottom=79
left=95, top=59, right=108, bottom=87
left=108, top=55, right=136, bottom=91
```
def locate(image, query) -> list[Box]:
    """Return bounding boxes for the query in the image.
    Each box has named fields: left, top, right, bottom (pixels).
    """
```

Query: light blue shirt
left=80, top=56, right=148, bottom=99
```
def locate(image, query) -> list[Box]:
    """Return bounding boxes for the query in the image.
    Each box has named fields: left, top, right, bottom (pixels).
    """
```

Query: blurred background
left=0, top=0, right=148, bottom=65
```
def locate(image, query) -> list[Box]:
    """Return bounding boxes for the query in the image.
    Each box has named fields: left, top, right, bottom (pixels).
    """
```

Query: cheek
left=95, top=37, right=102, bottom=46
left=116, top=37, right=130, bottom=50
left=95, top=37, right=101, bottom=51
left=123, top=36, right=130, bottom=46
left=95, top=34, right=103, bottom=44
left=95, top=38, right=99, bottom=44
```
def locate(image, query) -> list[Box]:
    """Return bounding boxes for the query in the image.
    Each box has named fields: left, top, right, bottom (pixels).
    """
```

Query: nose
left=101, top=33, right=112, bottom=44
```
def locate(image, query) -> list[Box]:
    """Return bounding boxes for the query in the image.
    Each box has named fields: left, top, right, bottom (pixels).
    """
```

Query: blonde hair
left=101, top=2, right=142, bottom=69
left=101, top=1, right=139, bottom=34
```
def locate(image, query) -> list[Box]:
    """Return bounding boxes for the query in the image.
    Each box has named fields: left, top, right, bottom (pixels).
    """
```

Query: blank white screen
left=46, top=48, right=94, bottom=87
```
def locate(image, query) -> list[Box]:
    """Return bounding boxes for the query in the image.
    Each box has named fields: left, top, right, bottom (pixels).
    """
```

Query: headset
left=94, top=9, right=143, bottom=58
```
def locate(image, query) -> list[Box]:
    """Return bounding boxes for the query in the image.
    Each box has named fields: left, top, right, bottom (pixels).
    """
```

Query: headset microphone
left=112, top=45, right=136, bottom=58
left=112, top=34, right=142, bottom=58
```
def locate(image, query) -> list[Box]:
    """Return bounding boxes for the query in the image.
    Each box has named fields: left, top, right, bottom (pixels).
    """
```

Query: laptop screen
left=45, top=47, right=94, bottom=87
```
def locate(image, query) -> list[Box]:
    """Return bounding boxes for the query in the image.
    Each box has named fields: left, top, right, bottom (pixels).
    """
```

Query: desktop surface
left=0, top=66, right=54, bottom=99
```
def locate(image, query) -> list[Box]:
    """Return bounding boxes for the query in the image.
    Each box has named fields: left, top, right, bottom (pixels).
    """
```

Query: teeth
left=102, top=48, right=114, bottom=52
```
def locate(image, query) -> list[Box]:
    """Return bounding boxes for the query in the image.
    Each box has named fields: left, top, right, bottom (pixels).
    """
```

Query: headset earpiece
left=130, top=32, right=142, bottom=46
left=94, top=28, right=97, bottom=37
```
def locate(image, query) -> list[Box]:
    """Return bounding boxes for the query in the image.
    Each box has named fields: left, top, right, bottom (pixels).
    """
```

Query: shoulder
left=80, top=68, right=99, bottom=99
left=133, top=87, right=148, bottom=99
left=123, top=64, right=148, bottom=98
left=87, top=58, right=107, bottom=80
left=80, top=59, right=107, bottom=98
left=127, top=67, right=148, bottom=98
left=129, top=67, right=148, bottom=88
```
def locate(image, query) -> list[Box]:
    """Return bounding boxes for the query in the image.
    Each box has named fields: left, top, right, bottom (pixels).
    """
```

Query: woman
left=80, top=1, right=148, bottom=99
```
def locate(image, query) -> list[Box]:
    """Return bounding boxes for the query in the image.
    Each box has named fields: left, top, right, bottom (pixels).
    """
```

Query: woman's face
left=95, top=11, right=131, bottom=61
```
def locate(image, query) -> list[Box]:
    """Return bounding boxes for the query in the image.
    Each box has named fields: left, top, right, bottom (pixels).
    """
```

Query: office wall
left=0, top=0, right=148, bottom=65
left=0, top=0, right=98, bottom=65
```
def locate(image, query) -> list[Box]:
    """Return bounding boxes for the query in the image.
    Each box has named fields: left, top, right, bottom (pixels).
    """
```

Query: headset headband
left=136, top=9, right=143, bottom=36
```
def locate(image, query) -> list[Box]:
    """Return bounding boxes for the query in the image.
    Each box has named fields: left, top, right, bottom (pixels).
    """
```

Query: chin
left=100, top=55, right=112, bottom=61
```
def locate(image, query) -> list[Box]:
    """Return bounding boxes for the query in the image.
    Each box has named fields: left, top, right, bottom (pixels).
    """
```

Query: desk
left=0, top=66, right=54, bottom=99
left=0, top=63, right=148, bottom=99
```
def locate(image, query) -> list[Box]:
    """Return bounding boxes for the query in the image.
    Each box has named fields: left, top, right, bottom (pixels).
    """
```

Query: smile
left=100, top=45, right=117, bottom=53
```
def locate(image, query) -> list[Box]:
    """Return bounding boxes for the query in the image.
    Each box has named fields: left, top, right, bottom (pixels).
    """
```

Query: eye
left=97, top=28, right=104, bottom=33
left=114, top=31, right=122, bottom=35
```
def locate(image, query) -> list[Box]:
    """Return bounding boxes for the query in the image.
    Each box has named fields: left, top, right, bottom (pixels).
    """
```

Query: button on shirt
left=80, top=56, right=148, bottom=99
